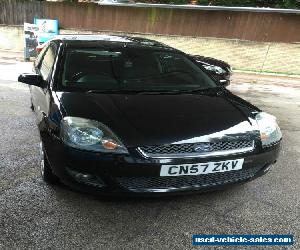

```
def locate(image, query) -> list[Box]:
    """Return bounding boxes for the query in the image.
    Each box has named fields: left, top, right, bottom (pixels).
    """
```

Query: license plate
left=160, top=159, right=244, bottom=176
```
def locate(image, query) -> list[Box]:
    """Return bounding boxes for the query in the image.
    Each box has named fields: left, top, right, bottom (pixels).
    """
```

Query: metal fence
left=0, top=0, right=44, bottom=25
left=60, top=29, right=300, bottom=75
left=0, top=0, right=300, bottom=75
left=1, top=0, right=300, bottom=43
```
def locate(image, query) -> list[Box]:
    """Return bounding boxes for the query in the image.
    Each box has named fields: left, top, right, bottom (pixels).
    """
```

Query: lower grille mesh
left=117, top=166, right=262, bottom=191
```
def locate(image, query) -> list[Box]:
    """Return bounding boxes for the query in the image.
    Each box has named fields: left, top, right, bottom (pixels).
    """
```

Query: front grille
left=138, top=140, right=254, bottom=158
left=117, top=166, right=262, bottom=191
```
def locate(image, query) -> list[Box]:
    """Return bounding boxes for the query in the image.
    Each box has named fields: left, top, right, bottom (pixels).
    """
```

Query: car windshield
left=60, top=47, right=217, bottom=92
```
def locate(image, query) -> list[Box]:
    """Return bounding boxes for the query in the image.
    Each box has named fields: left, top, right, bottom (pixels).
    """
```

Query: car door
left=32, top=42, right=58, bottom=129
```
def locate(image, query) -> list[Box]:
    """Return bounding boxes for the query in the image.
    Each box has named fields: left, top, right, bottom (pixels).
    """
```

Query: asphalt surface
left=0, top=55, right=299, bottom=250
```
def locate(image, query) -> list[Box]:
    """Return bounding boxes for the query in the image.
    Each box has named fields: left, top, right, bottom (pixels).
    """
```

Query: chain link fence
left=61, top=29, right=300, bottom=75
left=0, top=25, right=299, bottom=76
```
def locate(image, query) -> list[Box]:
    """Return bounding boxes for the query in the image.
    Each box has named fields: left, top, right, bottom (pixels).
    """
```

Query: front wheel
left=30, top=102, right=34, bottom=111
left=30, top=97, right=34, bottom=111
left=40, top=145, right=59, bottom=184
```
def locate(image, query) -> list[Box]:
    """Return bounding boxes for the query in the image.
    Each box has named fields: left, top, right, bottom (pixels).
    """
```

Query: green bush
left=198, top=0, right=300, bottom=8
left=139, top=0, right=300, bottom=8
left=34, top=0, right=300, bottom=8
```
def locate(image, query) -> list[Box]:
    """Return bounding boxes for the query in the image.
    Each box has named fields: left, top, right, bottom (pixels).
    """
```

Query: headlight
left=203, top=65, right=226, bottom=75
left=60, top=117, right=128, bottom=154
left=255, top=112, right=282, bottom=147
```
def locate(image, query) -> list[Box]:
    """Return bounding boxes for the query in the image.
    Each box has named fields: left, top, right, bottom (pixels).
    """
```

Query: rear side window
left=39, top=45, right=57, bottom=80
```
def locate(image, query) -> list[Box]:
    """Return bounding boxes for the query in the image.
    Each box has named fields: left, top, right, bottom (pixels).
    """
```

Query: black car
left=18, top=35, right=281, bottom=196
left=191, top=55, right=232, bottom=86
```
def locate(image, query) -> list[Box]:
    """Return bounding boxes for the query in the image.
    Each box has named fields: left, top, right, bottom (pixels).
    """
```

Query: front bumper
left=44, top=139, right=280, bottom=196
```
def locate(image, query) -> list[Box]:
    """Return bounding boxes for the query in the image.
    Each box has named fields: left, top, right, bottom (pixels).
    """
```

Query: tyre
left=40, top=145, right=60, bottom=184
left=30, top=98, right=34, bottom=111
left=30, top=103, right=34, bottom=111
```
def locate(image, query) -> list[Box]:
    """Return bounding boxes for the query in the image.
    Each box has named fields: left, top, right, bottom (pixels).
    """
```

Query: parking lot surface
left=0, top=57, right=299, bottom=249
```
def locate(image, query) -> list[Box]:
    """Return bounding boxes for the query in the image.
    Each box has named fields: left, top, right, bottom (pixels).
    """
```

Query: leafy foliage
left=199, top=0, right=300, bottom=8
left=32, top=0, right=300, bottom=8
left=140, top=0, right=300, bottom=8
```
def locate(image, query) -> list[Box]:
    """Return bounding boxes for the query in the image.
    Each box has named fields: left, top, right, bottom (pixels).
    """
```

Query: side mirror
left=18, top=73, right=44, bottom=87
left=219, top=79, right=230, bottom=87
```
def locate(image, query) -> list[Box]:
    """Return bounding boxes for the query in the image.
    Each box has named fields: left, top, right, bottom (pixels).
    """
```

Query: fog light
left=67, top=168, right=106, bottom=188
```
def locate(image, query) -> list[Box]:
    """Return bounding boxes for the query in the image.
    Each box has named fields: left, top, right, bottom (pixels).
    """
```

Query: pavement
left=0, top=52, right=299, bottom=250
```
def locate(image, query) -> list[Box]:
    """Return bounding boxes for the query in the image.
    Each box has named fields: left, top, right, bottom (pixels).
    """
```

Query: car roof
left=51, top=34, right=176, bottom=51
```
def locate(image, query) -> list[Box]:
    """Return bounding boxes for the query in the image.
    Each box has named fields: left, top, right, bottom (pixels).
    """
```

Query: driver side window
left=38, top=44, right=57, bottom=81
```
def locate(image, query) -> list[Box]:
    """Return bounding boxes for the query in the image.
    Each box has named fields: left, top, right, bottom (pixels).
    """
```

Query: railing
left=0, top=0, right=300, bottom=42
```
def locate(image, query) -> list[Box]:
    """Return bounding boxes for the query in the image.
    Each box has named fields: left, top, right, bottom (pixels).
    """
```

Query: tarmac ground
left=0, top=51, right=299, bottom=249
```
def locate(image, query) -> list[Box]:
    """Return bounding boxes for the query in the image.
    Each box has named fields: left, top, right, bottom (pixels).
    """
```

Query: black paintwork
left=19, top=35, right=280, bottom=196
left=56, top=91, right=256, bottom=147
left=191, top=55, right=232, bottom=84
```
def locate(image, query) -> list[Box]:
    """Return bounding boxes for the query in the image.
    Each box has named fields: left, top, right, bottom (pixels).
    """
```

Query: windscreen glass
left=61, top=48, right=217, bottom=92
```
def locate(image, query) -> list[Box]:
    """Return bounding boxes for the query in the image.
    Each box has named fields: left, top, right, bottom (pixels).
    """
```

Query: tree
left=199, top=0, right=300, bottom=8
left=140, top=0, right=300, bottom=8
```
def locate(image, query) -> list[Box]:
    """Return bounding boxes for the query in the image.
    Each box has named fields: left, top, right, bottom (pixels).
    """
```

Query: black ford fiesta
left=18, top=35, right=282, bottom=196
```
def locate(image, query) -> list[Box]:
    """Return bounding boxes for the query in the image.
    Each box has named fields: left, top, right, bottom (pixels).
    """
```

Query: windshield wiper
left=135, top=90, right=186, bottom=95
left=181, top=86, right=224, bottom=94
left=86, top=89, right=140, bottom=94
left=136, top=87, right=223, bottom=95
left=86, top=87, right=224, bottom=95
left=86, top=89, right=184, bottom=95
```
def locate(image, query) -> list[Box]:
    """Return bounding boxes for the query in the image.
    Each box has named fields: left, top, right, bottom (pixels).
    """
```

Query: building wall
left=0, top=25, right=24, bottom=51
